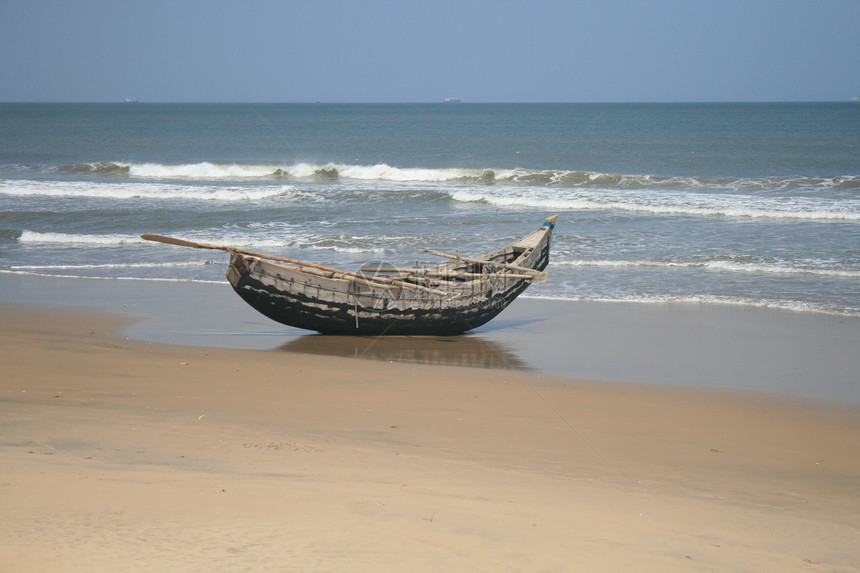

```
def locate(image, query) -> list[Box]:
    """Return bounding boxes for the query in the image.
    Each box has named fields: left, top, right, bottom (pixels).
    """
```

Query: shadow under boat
left=279, top=334, right=531, bottom=371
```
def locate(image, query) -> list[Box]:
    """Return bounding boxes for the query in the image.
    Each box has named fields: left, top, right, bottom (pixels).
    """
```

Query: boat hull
left=226, top=219, right=553, bottom=335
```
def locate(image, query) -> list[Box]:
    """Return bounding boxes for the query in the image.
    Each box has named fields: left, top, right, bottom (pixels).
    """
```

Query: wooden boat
left=142, top=214, right=557, bottom=335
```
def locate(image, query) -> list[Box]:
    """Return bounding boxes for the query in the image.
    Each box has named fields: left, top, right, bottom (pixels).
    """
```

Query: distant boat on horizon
left=124, top=98, right=139, bottom=103
left=443, top=97, right=461, bottom=103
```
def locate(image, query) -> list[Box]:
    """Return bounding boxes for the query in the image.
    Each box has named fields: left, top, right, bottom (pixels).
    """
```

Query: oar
left=417, top=247, right=548, bottom=283
left=143, top=234, right=342, bottom=273
left=140, top=234, right=452, bottom=297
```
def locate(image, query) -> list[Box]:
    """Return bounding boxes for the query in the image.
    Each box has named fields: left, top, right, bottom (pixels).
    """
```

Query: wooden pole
left=140, top=234, right=452, bottom=297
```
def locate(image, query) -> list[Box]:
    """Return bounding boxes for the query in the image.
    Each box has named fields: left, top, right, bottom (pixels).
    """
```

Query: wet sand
left=1, top=290, right=859, bottom=571
left=3, top=273, right=859, bottom=403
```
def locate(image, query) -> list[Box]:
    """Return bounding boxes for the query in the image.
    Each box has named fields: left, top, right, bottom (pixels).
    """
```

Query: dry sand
left=1, top=304, right=859, bottom=572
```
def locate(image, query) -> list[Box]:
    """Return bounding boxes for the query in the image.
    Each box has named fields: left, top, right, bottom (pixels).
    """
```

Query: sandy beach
left=1, top=278, right=859, bottom=571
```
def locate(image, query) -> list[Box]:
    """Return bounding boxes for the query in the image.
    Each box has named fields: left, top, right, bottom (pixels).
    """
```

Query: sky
left=1, top=0, right=858, bottom=103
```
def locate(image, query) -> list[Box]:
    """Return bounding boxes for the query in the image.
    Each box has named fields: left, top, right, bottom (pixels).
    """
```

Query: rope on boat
left=416, top=248, right=548, bottom=283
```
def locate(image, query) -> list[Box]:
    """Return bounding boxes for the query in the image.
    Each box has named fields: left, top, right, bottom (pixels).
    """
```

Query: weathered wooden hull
left=226, top=218, right=554, bottom=335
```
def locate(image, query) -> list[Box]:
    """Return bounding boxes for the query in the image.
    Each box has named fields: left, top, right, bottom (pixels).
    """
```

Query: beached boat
left=142, top=215, right=556, bottom=335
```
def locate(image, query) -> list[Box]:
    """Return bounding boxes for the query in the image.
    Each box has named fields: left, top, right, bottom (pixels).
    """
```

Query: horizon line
left=2, top=99, right=858, bottom=105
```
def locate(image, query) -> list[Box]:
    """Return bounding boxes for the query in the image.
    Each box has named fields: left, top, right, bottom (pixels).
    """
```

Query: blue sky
left=1, top=0, right=858, bottom=103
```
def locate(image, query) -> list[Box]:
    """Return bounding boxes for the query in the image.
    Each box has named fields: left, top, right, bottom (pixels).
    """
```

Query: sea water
left=1, top=102, right=858, bottom=316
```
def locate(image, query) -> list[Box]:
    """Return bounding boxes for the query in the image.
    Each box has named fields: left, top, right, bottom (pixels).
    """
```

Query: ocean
left=1, top=102, right=858, bottom=317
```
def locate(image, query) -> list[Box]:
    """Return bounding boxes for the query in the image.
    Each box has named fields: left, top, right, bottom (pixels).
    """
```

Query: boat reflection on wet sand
left=280, top=334, right=530, bottom=371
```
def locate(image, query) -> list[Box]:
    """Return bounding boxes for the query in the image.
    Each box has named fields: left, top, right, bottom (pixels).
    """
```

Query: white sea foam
left=17, top=228, right=315, bottom=252
left=129, top=162, right=279, bottom=179
left=551, top=259, right=690, bottom=269
left=17, top=230, right=148, bottom=246
left=10, top=261, right=213, bottom=270
left=550, top=258, right=860, bottom=279
left=523, top=293, right=860, bottom=317
left=0, top=179, right=297, bottom=202
left=121, top=161, right=511, bottom=183
left=449, top=187, right=860, bottom=222
left=0, top=269, right=223, bottom=284
left=14, top=226, right=397, bottom=255
left=335, top=163, right=504, bottom=182
left=702, top=260, right=860, bottom=279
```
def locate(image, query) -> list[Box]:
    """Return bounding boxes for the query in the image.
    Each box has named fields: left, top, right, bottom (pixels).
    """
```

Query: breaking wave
left=55, top=162, right=131, bottom=176
left=9, top=162, right=858, bottom=223
left=37, top=161, right=860, bottom=192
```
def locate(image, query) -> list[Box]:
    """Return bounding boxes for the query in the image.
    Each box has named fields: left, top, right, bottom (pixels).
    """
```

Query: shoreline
left=1, top=302, right=859, bottom=571
left=1, top=272, right=858, bottom=404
